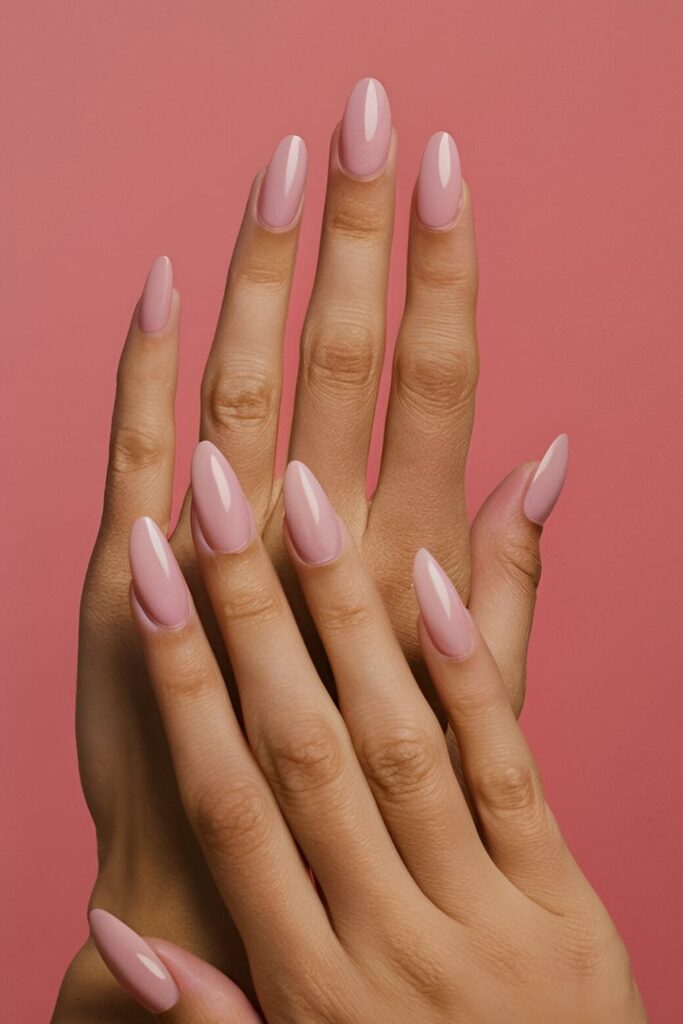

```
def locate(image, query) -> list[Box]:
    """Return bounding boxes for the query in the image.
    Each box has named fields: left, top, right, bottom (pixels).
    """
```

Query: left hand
left=88, top=451, right=646, bottom=1023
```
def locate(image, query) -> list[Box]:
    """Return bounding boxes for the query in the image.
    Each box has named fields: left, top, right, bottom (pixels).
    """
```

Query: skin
left=97, top=469, right=646, bottom=1023
left=54, top=105, right=553, bottom=1020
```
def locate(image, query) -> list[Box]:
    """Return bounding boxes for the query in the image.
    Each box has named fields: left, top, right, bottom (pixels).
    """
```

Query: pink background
left=2, top=2, right=681, bottom=1020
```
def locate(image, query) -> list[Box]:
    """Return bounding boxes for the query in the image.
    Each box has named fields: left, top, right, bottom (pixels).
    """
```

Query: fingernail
left=191, top=441, right=253, bottom=553
left=416, top=131, right=462, bottom=229
left=339, top=76, right=392, bottom=178
left=523, top=433, right=570, bottom=525
left=283, top=461, right=343, bottom=565
left=138, top=255, right=173, bottom=334
left=413, top=549, right=474, bottom=659
left=129, top=517, right=189, bottom=628
left=257, top=134, right=307, bottom=230
left=89, top=909, right=180, bottom=1013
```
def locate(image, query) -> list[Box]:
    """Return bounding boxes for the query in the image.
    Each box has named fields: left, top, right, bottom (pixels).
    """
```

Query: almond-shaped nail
left=257, top=134, right=307, bottom=230
left=129, top=517, right=189, bottom=628
left=191, top=441, right=253, bottom=553
left=416, top=131, right=462, bottom=229
left=89, top=909, right=180, bottom=1013
left=339, top=77, right=392, bottom=178
left=413, top=549, right=474, bottom=659
left=523, top=433, right=569, bottom=525
left=138, top=255, right=173, bottom=333
left=283, top=461, right=343, bottom=565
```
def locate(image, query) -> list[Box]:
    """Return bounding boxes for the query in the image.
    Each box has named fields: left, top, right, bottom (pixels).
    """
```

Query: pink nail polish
left=413, top=549, right=473, bottom=659
left=138, top=255, right=173, bottom=334
left=339, top=77, right=392, bottom=178
left=523, top=433, right=569, bottom=525
left=416, top=131, right=462, bottom=229
left=257, top=134, right=307, bottom=230
left=191, top=441, right=253, bottom=553
left=129, top=517, right=189, bottom=628
left=89, top=909, right=180, bottom=1013
left=283, top=461, right=343, bottom=565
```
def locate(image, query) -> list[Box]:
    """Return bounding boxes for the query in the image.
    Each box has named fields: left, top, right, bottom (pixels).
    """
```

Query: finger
left=199, top=135, right=307, bottom=520
left=414, top=548, right=581, bottom=912
left=371, top=134, right=477, bottom=595
left=288, top=78, right=395, bottom=511
left=99, top=256, right=179, bottom=554
left=89, top=909, right=262, bottom=1022
left=190, top=441, right=411, bottom=926
left=282, top=460, right=495, bottom=918
left=469, top=435, right=570, bottom=713
left=127, top=516, right=331, bottom=959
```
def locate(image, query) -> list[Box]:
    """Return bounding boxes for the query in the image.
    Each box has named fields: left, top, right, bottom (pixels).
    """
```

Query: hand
left=88, top=454, right=645, bottom=1023
left=54, top=77, right=569, bottom=1018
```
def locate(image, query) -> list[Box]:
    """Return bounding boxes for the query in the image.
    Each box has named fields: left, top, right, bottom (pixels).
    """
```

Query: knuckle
left=326, top=195, right=387, bottom=243
left=189, top=776, right=271, bottom=858
left=218, top=581, right=284, bottom=627
left=302, top=318, right=380, bottom=394
left=260, top=715, right=346, bottom=799
left=476, top=761, right=542, bottom=819
left=496, top=531, right=542, bottom=590
left=314, top=595, right=376, bottom=637
left=203, top=370, right=279, bottom=433
left=231, top=251, right=291, bottom=291
left=360, top=726, right=444, bottom=800
left=154, top=652, right=216, bottom=705
left=394, top=343, right=478, bottom=415
left=410, top=248, right=478, bottom=298
left=109, top=425, right=167, bottom=474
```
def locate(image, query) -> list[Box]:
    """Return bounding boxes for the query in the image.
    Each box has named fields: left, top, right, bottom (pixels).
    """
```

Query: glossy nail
left=339, top=77, right=392, bottom=178
left=523, top=433, right=570, bottom=525
left=283, top=461, right=343, bottom=565
left=138, top=255, right=173, bottom=333
left=413, top=549, right=474, bottom=659
left=257, top=134, right=307, bottom=230
left=129, top=517, right=189, bottom=628
left=191, top=441, right=253, bottom=553
left=89, top=909, right=180, bottom=1013
left=416, top=131, right=462, bottom=229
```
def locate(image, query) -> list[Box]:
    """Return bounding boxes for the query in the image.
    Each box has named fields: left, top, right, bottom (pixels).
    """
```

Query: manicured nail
left=138, top=255, right=173, bottom=334
left=523, top=433, right=570, bottom=525
left=339, top=77, right=392, bottom=178
left=283, top=461, right=343, bottom=565
left=413, top=549, right=474, bottom=659
left=129, top=517, right=189, bottom=628
left=89, top=909, right=180, bottom=1013
left=416, top=131, right=462, bottom=229
left=257, top=134, right=307, bottom=230
left=191, top=441, right=253, bottom=553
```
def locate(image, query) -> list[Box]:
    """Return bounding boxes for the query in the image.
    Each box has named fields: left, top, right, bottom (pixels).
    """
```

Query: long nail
left=138, top=255, right=173, bottom=334
left=257, top=134, right=307, bottom=230
left=191, top=441, right=253, bottom=553
left=129, top=517, right=189, bottom=628
left=89, top=909, right=180, bottom=1013
left=523, top=433, right=570, bottom=525
left=339, top=77, right=392, bottom=178
left=416, top=131, right=462, bottom=229
left=283, top=461, right=344, bottom=565
left=413, top=549, right=474, bottom=659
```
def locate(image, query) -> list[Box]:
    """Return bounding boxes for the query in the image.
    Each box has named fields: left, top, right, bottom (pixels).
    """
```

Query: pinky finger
left=89, top=909, right=262, bottom=1022
left=413, top=549, right=581, bottom=912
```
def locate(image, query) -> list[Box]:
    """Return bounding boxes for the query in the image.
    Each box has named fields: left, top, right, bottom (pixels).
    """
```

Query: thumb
left=469, top=434, right=569, bottom=715
left=89, top=909, right=262, bottom=1023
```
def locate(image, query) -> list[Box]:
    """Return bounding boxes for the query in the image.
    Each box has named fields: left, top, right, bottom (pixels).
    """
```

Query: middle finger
left=288, top=77, right=396, bottom=514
